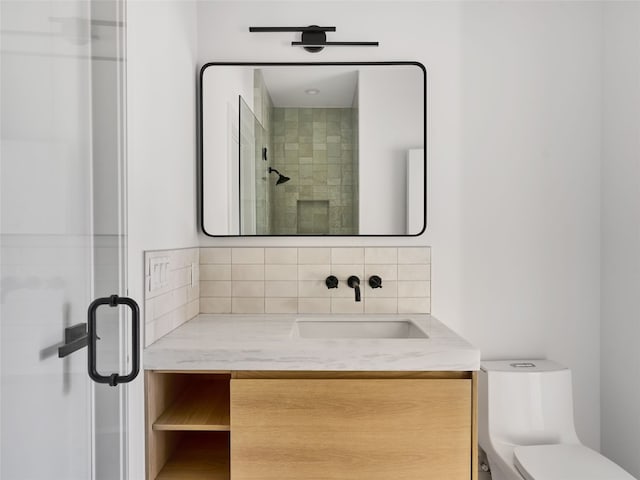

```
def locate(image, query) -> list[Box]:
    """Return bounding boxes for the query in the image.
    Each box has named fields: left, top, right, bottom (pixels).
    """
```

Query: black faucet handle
left=325, top=275, right=339, bottom=289
left=368, top=275, right=383, bottom=289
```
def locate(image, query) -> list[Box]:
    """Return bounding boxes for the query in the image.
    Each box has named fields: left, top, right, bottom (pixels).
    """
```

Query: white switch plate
left=190, top=262, right=197, bottom=287
left=149, top=256, right=170, bottom=293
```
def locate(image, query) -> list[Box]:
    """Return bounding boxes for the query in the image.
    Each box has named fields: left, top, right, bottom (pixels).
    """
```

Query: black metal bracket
left=88, top=295, right=140, bottom=387
left=58, top=323, right=89, bottom=358
left=249, top=25, right=378, bottom=53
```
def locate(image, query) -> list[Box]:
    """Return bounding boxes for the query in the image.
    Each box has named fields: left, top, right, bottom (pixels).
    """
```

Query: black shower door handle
left=88, top=295, right=140, bottom=387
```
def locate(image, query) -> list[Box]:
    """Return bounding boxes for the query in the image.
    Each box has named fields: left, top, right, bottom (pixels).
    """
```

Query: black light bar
left=249, top=26, right=336, bottom=33
left=292, top=41, right=379, bottom=47
left=249, top=25, right=379, bottom=53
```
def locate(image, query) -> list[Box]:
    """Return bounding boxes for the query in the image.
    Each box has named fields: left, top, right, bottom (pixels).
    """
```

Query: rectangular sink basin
left=292, top=319, right=428, bottom=339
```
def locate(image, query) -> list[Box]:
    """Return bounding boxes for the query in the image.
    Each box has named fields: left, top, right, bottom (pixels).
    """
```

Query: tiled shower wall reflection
left=270, top=108, right=358, bottom=234
left=199, top=247, right=430, bottom=315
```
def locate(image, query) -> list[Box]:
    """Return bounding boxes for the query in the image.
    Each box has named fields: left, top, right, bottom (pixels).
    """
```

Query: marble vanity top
left=143, top=314, right=480, bottom=371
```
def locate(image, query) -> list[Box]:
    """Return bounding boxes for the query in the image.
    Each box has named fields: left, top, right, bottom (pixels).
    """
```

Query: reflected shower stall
left=238, top=69, right=359, bottom=235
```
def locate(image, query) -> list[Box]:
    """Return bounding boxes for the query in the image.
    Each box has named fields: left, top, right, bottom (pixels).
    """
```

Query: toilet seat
left=514, top=444, right=636, bottom=480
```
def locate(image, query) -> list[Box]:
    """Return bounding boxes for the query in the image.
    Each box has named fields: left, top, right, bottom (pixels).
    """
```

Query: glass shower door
left=239, top=96, right=269, bottom=235
left=0, top=0, right=133, bottom=479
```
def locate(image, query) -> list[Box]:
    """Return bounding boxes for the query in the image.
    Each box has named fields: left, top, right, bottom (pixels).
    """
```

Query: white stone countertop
left=143, top=314, right=480, bottom=371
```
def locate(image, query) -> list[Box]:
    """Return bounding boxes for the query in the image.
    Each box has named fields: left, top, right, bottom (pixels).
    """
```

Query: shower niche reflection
left=201, top=63, right=425, bottom=236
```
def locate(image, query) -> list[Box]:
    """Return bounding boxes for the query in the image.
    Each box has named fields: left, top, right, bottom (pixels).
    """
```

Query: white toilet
left=479, top=359, right=637, bottom=480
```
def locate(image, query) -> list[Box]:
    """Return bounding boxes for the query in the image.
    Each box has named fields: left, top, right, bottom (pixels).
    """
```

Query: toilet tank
left=479, top=360, right=581, bottom=447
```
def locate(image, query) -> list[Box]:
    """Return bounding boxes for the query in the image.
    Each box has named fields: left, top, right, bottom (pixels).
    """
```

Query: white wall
left=196, top=0, right=602, bottom=448
left=457, top=1, right=603, bottom=450
left=201, top=66, right=254, bottom=235
left=601, top=2, right=640, bottom=477
left=358, top=67, right=423, bottom=234
left=126, top=1, right=199, bottom=477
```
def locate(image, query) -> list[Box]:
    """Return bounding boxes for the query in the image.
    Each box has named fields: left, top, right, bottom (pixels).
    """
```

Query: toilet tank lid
left=480, top=360, right=568, bottom=373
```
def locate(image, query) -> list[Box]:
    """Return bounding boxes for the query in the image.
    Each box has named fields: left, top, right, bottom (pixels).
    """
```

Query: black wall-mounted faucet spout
left=347, top=276, right=361, bottom=302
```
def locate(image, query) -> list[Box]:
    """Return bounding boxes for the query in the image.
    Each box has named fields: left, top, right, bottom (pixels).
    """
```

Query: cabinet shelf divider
left=153, top=380, right=230, bottom=432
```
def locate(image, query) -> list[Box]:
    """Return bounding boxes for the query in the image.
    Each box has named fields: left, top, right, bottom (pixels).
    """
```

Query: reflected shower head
left=268, top=167, right=290, bottom=185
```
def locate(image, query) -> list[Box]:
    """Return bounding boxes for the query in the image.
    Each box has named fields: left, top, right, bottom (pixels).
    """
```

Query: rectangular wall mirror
left=200, top=62, right=426, bottom=237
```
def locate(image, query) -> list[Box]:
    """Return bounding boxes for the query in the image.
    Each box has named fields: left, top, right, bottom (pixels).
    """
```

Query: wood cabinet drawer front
left=230, top=379, right=472, bottom=480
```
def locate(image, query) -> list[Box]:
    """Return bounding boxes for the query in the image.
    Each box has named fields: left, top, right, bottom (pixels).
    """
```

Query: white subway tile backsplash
left=232, top=264, right=265, bottom=281
left=160, top=313, right=178, bottom=336
left=144, top=322, right=156, bottom=348
left=153, top=316, right=170, bottom=343
left=398, top=281, right=431, bottom=298
left=154, top=292, right=174, bottom=319
left=364, top=264, right=398, bottom=281
left=197, top=246, right=429, bottom=316
left=144, top=248, right=200, bottom=346
left=201, top=281, right=231, bottom=297
left=200, top=297, right=232, bottom=314
left=298, top=280, right=330, bottom=298
left=331, top=297, right=364, bottom=314
left=187, top=284, right=200, bottom=302
left=145, top=299, right=155, bottom=324
left=200, top=264, right=231, bottom=281
left=169, top=305, right=188, bottom=330
left=398, top=297, right=431, bottom=314
left=200, top=247, right=231, bottom=264
left=187, top=299, right=199, bottom=320
left=298, top=264, right=331, bottom=281
left=330, top=264, right=365, bottom=282
left=398, top=264, right=431, bottom=281
left=265, top=281, right=298, bottom=298
left=169, top=250, right=194, bottom=269
left=298, top=297, right=331, bottom=314
left=365, top=298, right=398, bottom=314
left=364, top=247, right=398, bottom=265
left=265, top=248, right=297, bottom=264
left=366, top=280, right=398, bottom=298
left=232, top=297, right=265, bottom=314
left=331, top=247, right=364, bottom=265
left=265, top=264, right=297, bottom=281
left=398, top=247, right=431, bottom=264
left=231, top=281, right=264, bottom=298
left=147, top=246, right=430, bottom=345
left=170, top=267, right=191, bottom=289
left=232, top=248, right=264, bottom=264
left=298, top=247, right=331, bottom=264
left=265, top=297, right=298, bottom=314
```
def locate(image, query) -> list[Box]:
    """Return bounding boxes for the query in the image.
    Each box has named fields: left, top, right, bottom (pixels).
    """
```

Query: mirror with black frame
left=200, top=62, right=426, bottom=237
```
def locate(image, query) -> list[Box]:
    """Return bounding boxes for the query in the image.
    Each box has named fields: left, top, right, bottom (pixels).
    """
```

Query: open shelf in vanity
left=145, top=372, right=231, bottom=480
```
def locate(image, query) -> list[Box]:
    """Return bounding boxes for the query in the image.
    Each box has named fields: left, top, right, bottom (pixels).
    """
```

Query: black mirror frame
left=199, top=61, right=427, bottom=237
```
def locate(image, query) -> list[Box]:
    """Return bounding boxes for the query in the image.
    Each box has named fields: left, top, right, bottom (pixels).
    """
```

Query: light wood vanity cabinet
left=145, top=371, right=477, bottom=480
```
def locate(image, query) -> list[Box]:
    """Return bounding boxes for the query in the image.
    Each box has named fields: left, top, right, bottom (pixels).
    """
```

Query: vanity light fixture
left=248, top=25, right=379, bottom=53
left=305, top=88, right=320, bottom=95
